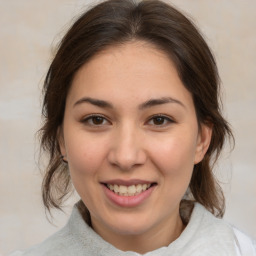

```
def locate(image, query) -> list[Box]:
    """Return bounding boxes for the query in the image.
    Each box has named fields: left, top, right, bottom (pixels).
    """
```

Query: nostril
left=107, top=143, right=147, bottom=170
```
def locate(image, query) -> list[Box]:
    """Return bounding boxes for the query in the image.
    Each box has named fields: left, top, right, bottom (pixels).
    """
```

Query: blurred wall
left=0, top=0, right=255, bottom=254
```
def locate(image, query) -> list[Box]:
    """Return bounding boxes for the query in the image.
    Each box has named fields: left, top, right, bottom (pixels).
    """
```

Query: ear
left=194, top=123, right=212, bottom=164
left=57, top=126, right=67, bottom=157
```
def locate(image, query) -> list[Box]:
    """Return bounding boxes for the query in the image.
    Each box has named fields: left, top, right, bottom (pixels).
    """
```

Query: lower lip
left=102, top=184, right=155, bottom=208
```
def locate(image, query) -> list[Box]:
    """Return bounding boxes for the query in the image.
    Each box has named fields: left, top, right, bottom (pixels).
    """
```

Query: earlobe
left=194, top=123, right=213, bottom=164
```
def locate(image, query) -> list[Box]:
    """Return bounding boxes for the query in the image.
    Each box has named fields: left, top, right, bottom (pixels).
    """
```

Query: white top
left=10, top=203, right=256, bottom=256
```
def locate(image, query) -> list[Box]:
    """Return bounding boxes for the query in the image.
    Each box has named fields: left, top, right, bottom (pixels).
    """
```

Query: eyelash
left=81, top=114, right=111, bottom=126
left=81, top=114, right=175, bottom=127
left=147, top=114, right=175, bottom=127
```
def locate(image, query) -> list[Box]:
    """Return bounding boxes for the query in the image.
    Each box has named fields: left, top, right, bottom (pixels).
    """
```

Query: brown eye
left=152, top=116, right=165, bottom=125
left=147, top=115, right=174, bottom=126
left=91, top=116, right=104, bottom=125
left=82, top=115, right=110, bottom=126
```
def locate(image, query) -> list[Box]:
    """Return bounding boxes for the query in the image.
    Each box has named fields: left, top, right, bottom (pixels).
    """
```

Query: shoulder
left=232, top=227, right=256, bottom=256
left=182, top=203, right=256, bottom=255
left=9, top=252, right=23, bottom=256
left=8, top=206, right=86, bottom=256
left=8, top=204, right=112, bottom=256
left=9, top=225, right=74, bottom=256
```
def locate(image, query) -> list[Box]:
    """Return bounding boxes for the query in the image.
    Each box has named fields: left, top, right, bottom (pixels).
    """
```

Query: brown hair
left=40, top=0, right=233, bottom=219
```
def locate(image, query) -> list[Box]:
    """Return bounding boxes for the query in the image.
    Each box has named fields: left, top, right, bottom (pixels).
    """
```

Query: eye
left=147, top=115, right=174, bottom=126
left=82, top=114, right=110, bottom=126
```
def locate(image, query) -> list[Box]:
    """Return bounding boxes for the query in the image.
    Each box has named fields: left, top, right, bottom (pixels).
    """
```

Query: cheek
left=65, top=134, right=110, bottom=208
left=149, top=134, right=197, bottom=177
left=149, top=135, right=197, bottom=204
left=65, top=132, right=108, bottom=184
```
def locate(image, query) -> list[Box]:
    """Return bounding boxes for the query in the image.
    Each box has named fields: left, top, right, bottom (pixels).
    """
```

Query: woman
left=10, top=0, right=256, bottom=255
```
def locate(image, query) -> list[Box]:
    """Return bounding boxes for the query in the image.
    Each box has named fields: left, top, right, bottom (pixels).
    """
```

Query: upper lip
left=100, top=179, right=156, bottom=186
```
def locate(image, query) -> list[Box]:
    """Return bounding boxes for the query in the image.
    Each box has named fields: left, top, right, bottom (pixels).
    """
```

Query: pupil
left=154, top=117, right=164, bottom=125
left=93, top=116, right=103, bottom=124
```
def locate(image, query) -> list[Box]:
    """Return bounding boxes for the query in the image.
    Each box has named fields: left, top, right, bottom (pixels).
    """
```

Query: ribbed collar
left=66, top=203, right=237, bottom=256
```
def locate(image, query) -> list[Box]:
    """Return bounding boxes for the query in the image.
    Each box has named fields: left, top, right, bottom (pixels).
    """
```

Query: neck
left=91, top=213, right=185, bottom=254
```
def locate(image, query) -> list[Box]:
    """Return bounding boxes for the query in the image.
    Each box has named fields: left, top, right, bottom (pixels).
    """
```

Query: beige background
left=0, top=0, right=255, bottom=254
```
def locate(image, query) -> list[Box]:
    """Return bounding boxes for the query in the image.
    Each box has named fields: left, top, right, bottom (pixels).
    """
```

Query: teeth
left=107, top=183, right=152, bottom=196
left=114, top=184, right=119, bottom=193
left=128, top=185, right=136, bottom=194
left=136, top=184, right=142, bottom=193
left=119, top=185, right=127, bottom=194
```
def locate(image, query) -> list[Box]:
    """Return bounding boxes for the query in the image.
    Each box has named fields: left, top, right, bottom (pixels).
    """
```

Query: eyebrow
left=138, top=97, right=185, bottom=110
left=73, top=96, right=185, bottom=109
left=73, top=97, right=113, bottom=109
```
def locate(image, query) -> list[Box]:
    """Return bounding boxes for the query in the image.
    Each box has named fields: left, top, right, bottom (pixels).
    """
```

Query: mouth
left=101, top=180, right=157, bottom=207
left=102, top=182, right=157, bottom=197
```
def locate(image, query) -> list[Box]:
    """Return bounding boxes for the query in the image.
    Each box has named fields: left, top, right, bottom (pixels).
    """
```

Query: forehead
left=67, top=41, right=194, bottom=109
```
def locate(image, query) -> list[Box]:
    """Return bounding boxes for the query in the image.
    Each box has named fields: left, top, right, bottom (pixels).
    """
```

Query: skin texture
left=59, top=41, right=212, bottom=253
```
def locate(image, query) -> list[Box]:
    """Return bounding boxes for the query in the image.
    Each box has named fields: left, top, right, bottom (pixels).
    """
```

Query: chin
left=105, top=213, right=156, bottom=236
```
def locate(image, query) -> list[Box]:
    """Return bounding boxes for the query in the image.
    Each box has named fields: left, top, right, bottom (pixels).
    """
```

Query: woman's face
left=60, top=41, right=212, bottom=251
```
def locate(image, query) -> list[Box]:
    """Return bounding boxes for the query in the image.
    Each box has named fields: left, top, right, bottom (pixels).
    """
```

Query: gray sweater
left=10, top=203, right=256, bottom=256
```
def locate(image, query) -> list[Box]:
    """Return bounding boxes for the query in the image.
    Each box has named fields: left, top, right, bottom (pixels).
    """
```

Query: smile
left=106, top=184, right=151, bottom=196
left=101, top=179, right=157, bottom=207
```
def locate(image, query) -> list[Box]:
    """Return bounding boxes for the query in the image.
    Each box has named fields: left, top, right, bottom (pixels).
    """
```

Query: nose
left=107, top=125, right=147, bottom=171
